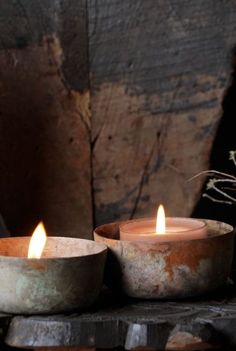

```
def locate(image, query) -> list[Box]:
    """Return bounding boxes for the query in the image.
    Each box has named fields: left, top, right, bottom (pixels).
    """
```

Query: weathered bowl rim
left=94, top=218, right=235, bottom=243
left=0, top=236, right=107, bottom=261
left=94, top=219, right=235, bottom=300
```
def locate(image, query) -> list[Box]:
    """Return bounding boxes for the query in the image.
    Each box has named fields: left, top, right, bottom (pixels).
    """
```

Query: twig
left=188, top=170, right=236, bottom=182
left=207, top=179, right=236, bottom=186
left=192, top=151, right=236, bottom=205
left=229, top=151, right=236, bottom=167
left=203, top=193, right=233, bottom=205
left=221, top=186, right=236, bottom=192
left=210, top=184, right=236, bottom=203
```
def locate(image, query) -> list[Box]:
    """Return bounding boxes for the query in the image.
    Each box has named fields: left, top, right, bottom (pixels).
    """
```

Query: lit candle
left=0, top=222, right=107, bottom=314
left=119, top=205, right=207, bottom=242
left=28, top=221, right=47, bottom=258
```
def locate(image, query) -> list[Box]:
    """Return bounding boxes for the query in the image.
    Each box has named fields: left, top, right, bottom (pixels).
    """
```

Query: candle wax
left=119, top=217, right=207, bottom=242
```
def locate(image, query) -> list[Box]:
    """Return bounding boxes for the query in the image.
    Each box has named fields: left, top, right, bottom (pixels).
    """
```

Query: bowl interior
left=0, top=236, right=106, bottom=258
left=95, top=219, right=234, bottom=241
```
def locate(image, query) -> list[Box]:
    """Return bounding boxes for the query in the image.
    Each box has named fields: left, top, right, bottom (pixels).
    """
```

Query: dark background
left=193, top=47, right=236, bottom=226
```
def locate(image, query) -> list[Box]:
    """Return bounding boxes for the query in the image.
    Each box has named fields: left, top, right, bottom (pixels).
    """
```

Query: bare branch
left=221, top=186, right=236, bottom=192
left=188, top=170, right=236, bottom=182
left=211, top=184, right=236, bottom=203
left=229, top=150, right=236, bottom=167
left=192, top=151, right=236, bottom=206
left=203, top=193, right=233, bottom=205
left=207, top=179, right=236, bottom=188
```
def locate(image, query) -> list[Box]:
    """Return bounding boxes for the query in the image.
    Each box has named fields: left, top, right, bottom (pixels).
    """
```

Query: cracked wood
left=4, top=287, right=236, bottom=350
left=0, top=0, right=92, bottom=237
left=88, top=0, right=236, bottom=225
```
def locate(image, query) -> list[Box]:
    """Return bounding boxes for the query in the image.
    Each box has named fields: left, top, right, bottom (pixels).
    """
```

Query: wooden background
left=0, top=0, right=235, bottom=237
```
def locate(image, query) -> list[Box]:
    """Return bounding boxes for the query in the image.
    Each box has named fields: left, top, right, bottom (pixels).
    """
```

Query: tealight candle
left=0, top=222, right=107, bottom=314
left=119, top=205, right=207, bottom=242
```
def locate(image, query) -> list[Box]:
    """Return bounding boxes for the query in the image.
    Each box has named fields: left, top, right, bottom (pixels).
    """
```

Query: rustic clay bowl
left=94, top=219, right=234, bottom=299
left=0, top=237, right=107, bottom=314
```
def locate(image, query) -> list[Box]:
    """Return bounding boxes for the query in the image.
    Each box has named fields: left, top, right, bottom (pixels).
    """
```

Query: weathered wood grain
left=1, top=0, right=235, bottom=235
left=0, top=1, right=92, bottom=237
left=88, top=0, right=236, bottom=225
left=4, top=287, right=236, bottom=350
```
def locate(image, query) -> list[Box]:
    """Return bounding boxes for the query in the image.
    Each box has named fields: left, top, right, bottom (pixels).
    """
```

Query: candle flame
left=156, top=204, right=166, bottom=234
left=28, top=222, right=47, bottom=259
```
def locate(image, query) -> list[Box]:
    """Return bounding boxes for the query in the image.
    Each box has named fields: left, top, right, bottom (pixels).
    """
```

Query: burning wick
left=156, top=204, right=166, bottom=234
left=119, top=204, right=208, bottom=242
left=28, top=222, right=47, bottom=259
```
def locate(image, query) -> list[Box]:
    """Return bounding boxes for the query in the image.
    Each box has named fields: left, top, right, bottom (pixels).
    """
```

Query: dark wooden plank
left=0, top=0, right=92, bottom=238
left=5, top=288, right=236, bottom=350
left=88, top=0, right=236, bottom=225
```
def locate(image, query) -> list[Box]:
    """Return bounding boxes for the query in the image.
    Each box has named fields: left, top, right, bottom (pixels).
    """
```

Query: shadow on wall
left=0, top=66, right=43, bottom=236
left=193, top=46, right=236, bottom=226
